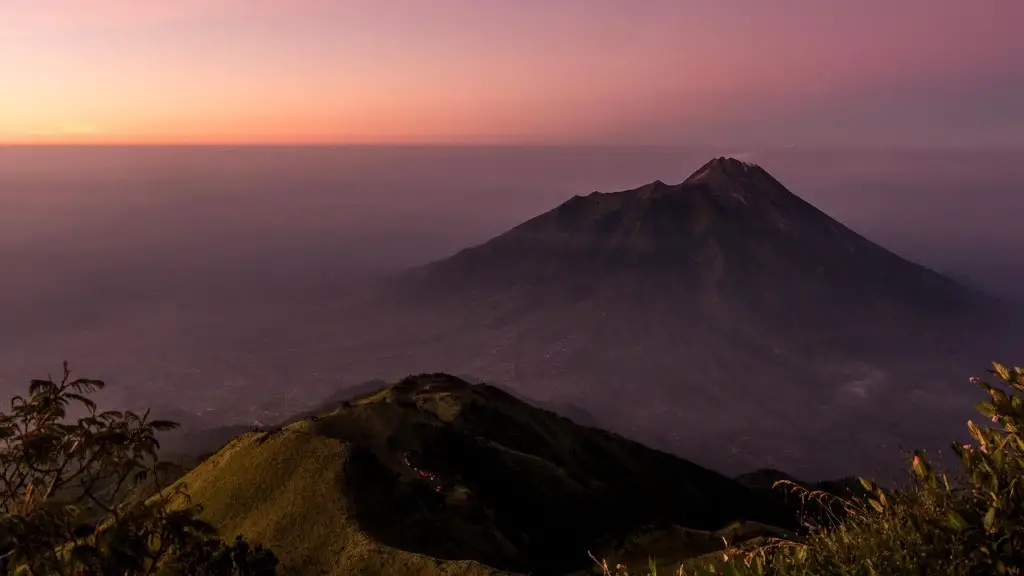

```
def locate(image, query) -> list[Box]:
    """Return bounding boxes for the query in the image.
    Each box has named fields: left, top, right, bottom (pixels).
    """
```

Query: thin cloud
left=1, top=0, right=282, bottom=31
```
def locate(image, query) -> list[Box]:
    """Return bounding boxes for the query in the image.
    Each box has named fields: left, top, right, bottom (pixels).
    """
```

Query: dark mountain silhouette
left=410, top=157, right=982, bottom=328
left=170, top=373, right=797, bottom=575
left=323, top=157, right=1019, bottom=479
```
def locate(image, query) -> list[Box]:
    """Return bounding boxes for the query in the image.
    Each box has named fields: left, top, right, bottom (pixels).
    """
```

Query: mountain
left=156, top=376, right=601, bottom=473
left=734, top=468, right=870, bottom=527
left=277, top=379, right=391, bottom=426
left=331, top=157, right=1019, bottom=479
left=409, top=156, right=984, bottom=333
left=169, top=374, right=796, bottom=575
left=281, top=377, right=601, bottom=430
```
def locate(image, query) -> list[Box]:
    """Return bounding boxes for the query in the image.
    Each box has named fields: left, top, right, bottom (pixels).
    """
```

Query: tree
left=0, top=362, right=278, bottom=575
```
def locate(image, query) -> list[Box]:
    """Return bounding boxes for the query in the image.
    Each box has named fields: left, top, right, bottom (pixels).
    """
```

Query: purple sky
left=1, top=0, right=1021, bottom=145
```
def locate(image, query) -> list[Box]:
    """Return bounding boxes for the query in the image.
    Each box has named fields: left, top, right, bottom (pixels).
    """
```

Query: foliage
left=161, top=535, right=279, bottom=576
left=0, top=362, right=278, bottom=575
left=594, top=360, right=1024, bottom=576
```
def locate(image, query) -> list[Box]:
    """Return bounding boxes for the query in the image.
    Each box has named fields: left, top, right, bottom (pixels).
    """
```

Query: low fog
left=1, top=145, right=1021, bottom=477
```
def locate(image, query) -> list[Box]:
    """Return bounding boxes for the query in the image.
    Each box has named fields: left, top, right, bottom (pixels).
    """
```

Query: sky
left=1, top=0, right=1022, bottom=146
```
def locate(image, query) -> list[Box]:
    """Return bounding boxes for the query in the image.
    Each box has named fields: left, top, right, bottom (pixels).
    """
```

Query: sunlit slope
left=170, top=421, right=509, bottom=575
left=170, top=374, right=791, bottom=575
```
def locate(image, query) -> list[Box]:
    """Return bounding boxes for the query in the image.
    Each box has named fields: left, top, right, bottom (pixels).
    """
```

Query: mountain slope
left=169, top=374, right=794, bottom=575
left=411, top=157, right=979, bottom=332
left=331, top=157, right=1019, bottom=479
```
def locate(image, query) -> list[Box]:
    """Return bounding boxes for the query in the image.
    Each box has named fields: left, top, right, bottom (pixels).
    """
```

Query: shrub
left=594, top=361, right=1024, bottom=576
left=0, top=362, right=278, bottom=575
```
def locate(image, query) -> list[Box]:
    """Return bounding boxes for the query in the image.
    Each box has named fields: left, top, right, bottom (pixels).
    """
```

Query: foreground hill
left=170, top=374, right=794, bottom=575
left=156, top=377, right=601, bottom=464
left=320, top=157, right=1020, bottom=479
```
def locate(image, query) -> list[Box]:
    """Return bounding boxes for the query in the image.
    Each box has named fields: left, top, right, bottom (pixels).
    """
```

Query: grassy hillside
left=168, top=374, right=795, bottom=575
left=593, top=362, right=1024, bottom=576
left=169, top=423, right=504, bottom=575
left=572, top=520, right=797, bottom=575
left=361, top=158, right=1014, bottom=481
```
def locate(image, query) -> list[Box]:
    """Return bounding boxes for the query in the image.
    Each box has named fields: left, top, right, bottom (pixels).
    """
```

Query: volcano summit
left=334, top=157, right=1016, bottom=479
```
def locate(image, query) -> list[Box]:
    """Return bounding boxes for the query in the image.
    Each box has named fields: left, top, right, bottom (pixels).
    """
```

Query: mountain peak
left=684, top=156, right=766, bottom=184
left=382, top=156, right=995, bottom=479
left=174, top=372, right=794, bottom=574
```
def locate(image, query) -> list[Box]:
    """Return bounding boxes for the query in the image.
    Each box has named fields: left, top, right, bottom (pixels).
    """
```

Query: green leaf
left=149, top=419, right=180, bottom=431
left=911, top=452, right=929, bottom=479
left=984, top=506, right=998, bottom=531
left=69, top=378, right=106, bottom=392
left=65, top=392, right=97, bottom=411
left=947, top=510, right=966, bottom=531
left=994, top=362, right=1011, bottom=382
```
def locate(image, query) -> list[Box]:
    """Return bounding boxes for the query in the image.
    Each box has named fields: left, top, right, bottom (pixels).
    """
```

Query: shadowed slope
left=347, top=157, right=1020, bottom=479
left=411, top=156, right=979, bottom=335
left=170, top=374, right=793, bottom=575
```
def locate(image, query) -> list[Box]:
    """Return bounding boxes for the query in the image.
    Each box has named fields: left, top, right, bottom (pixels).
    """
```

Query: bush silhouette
left=0, top=362, right=278, bottom=575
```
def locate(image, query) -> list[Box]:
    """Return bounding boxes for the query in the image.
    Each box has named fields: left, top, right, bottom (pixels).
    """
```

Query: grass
left=572, top=521, right=795, bottom=576
left=167, top=424, right=505, bottom=576
left=150, top=362, right=1024, bottom=575
left=166, top=363, right=1024, bottom=575
left=593, top=361, right=1024, bottom=576
left=164, top=373, right=797, bottom=575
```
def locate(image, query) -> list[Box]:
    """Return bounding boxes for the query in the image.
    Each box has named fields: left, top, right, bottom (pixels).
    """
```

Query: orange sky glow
left=2, top=0, right=1021, bottom=146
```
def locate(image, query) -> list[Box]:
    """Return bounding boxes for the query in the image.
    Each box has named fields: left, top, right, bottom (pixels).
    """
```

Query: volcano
left=342, top=157, right=1017, bottom=479
left=411, top=157, right=980, bottom=338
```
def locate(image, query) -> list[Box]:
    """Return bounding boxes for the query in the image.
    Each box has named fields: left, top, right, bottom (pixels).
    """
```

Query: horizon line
left=1, top=142, right=1020, bottom=152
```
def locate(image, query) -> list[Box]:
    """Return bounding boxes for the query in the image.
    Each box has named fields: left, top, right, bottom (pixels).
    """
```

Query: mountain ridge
left=169, top=373, right=798, bottom=575
left=411, top=156, right=975, bottom=312
left=309, top=156, right=1019, bottom=479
